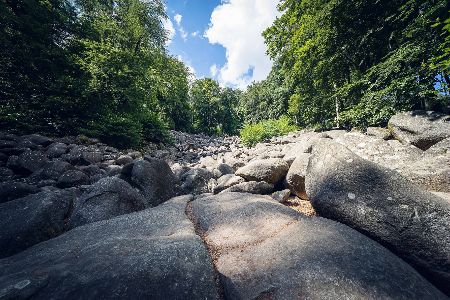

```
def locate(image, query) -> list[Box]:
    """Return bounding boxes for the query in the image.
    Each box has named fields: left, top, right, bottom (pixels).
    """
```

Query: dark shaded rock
left=121, top=158, right=180, bottom=207
left=63, top=147, right=103, bottom=165
left=217, top=163, right=234, bottom=175
left=0, top=147, right=27, bottom=156
left=388, top=111, right=450, bottom=150
left=220, top=181, right=274, bottom=194
left=0, top=167, right=14, bottom=182
left=235, top=158, right=289, bottom=184
left=0, top=182, right=40, bottom=203
left=57, top=170, right=89, bottom=188
left=190, top=193, right=446, bottom=299
left=0, top=189, right=77, bottom=258
left=69, top=177, right=145, bottom=228
left=213, top=174, right=245, bottom=194
left=285, top=153, right=310, bottom=199
left=180, top=168, right=214, bottom=194
left=106, top=165, right=122, bottom=177
left=0, top=152, right=7, bottom=162
left=17, top=150, right=48, bottom=174
left=0, top=196, right=219, bottom=299
left=306, top=139, right=450, bottom=295
left=45, top=142, right=68, bottom=158
left=79, top=164, right=105, bottom=177
left=21, top=134, right=53, bottom=147
left=116, top=155, right=133, bottom=165
left=0, top=140, right=17, bottom=149
left=32, top=161, right=73, bottom=181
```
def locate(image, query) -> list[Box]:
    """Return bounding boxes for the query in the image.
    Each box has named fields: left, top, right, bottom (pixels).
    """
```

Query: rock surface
left=285, top=153, right=310, bottom=199
left=235, top=158, right=289, bottom=184
left=189, top=193, right=446, bottom=299
left=220, top=181, right=274, bottom=194
left=388, top=111, right=450, bottom=150
left=0, top=189, right=77, bottom=258
left=69, top=177, right=145, bottom=228
left=0, top=196, right=219, bottom=299
left=120, top=158, right=179, bottom=207
left=306, top=139, right=450, bottom=294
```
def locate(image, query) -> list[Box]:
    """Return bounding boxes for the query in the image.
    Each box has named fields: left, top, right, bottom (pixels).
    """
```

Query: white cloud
left=210, top=64, right=218, bottom=77
left=179, top=27, right=188, bottom=41
left=191, top=31, right=199, bottom=37
left=161, top=17, right=175, bottom=45
left=204, top=0, right=280, bottom=89
left=174, top=14, right=182, bottom=26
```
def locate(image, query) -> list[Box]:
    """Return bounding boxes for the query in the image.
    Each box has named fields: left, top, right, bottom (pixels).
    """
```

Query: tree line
left=1, top=0, right=449, bottom=148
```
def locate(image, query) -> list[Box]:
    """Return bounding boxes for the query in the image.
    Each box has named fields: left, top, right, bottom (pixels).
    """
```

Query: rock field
left=0, top=110, right=449, bottom=299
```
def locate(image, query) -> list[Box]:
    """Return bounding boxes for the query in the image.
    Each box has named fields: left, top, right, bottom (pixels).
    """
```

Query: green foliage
left=190, top=78, right=241, bottom=135
left=240, top=116, right=299, bottom=147
left=263, top=0, right=450, bottom=129
left=238, top=66, right=289, bottom=124
left=0, top=0, right=192, bottom=148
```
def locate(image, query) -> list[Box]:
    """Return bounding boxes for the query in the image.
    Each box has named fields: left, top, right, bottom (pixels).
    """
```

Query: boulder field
left=0, top=110, right=449, bottom=299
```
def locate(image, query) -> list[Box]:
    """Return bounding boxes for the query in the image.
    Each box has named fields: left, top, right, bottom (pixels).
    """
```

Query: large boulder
left=121, top=158, right=180, bottom=207
left=69, top=177, right=145, bottom=228
left=305, top=139, right=450, bottom=295
left=388, top=111, right=450, bottom=150
left=0, top=196, right=219, bottom=299
left=0, top=182, right=39, bottom=203
left=0, top=189, right=77, bottom=258
left=213, top=174, right=245, bottom=194
left=220, top=181, right=274, bottom=195
left=32, top=160, right=73, bottom=181
left=45, top=142, right=68, bottom=158
left=180, top=168, right=214, bottom=194
left=190, top=193, right=446, bottom=299
left=13, top=150, right=48, bottom=174
left=21, top=134, right=53, bottom=147
left=235, top=158, right=289, bottom=185
left=56, top=170, right=89, bottom=188
left=285, top=153, right=310, bottom=199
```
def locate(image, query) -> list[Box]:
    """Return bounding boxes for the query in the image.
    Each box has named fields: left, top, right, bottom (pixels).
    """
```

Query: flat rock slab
left=190, top=193, right=446, bottom=299
left=0, top=195, right=219, bottom=299
left=306, top=139, right=450, bottom=295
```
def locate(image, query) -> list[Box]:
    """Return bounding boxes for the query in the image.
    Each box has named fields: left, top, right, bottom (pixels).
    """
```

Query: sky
left=162, top=0, right=280, bottom=89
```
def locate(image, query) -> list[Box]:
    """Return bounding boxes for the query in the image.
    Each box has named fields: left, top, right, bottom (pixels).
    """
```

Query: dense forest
left=1, top=0, right=449, bottom=148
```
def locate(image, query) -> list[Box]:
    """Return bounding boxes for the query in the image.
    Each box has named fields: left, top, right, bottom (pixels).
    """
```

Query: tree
left=264, top=0, right=450, bottom=129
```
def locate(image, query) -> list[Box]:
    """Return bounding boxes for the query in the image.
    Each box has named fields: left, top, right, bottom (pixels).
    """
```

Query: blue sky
left=163, top=0, right=280, bottom=89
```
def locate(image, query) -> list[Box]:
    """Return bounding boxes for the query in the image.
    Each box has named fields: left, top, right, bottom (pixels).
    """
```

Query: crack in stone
left=185, top=199, right=225, bottom=300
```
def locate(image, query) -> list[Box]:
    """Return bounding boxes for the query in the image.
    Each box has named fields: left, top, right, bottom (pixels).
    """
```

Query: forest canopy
left=1, top=0, right=449, bottom=148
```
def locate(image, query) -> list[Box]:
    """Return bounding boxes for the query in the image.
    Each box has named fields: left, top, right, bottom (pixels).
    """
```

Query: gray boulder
left=285, top=153, right=310, bottom=199
left=366, top=127, right=392, bottom=140
left=116, top=155, right=133, bottom=165
left=0, top=196, right=219, bottom=299
left=56, top=170, right=89, bottom=188
left=220, top=181, right=274, bottom=195
left=0, top=182, right=39, bottom=203
left=217, top=163, right=234, bottom=175
left=21, top=134, right=53, bottom=147
left=0, top=189, right=77, bottom=258
left=45, top=142, right=68, bottom=158
left=271, top=189, right=291, bottom=203
left=306, top=139, right=450, bottom=295
left=121, top=158, right=180, bottom=207
left=181, top=168, right=214, bottom=194
left=190, top=193, right=446, bottom=299
left=213, top=174, right=245, bottom=194
left=15, top=150, right=48, bottom=174
left=388, top=111, right=450, bottom=150
left=235, top=158, right=289, bottom=184
left=32, top=160, right=73, bottom=181
left=69, top=177, right=145, bottom=228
